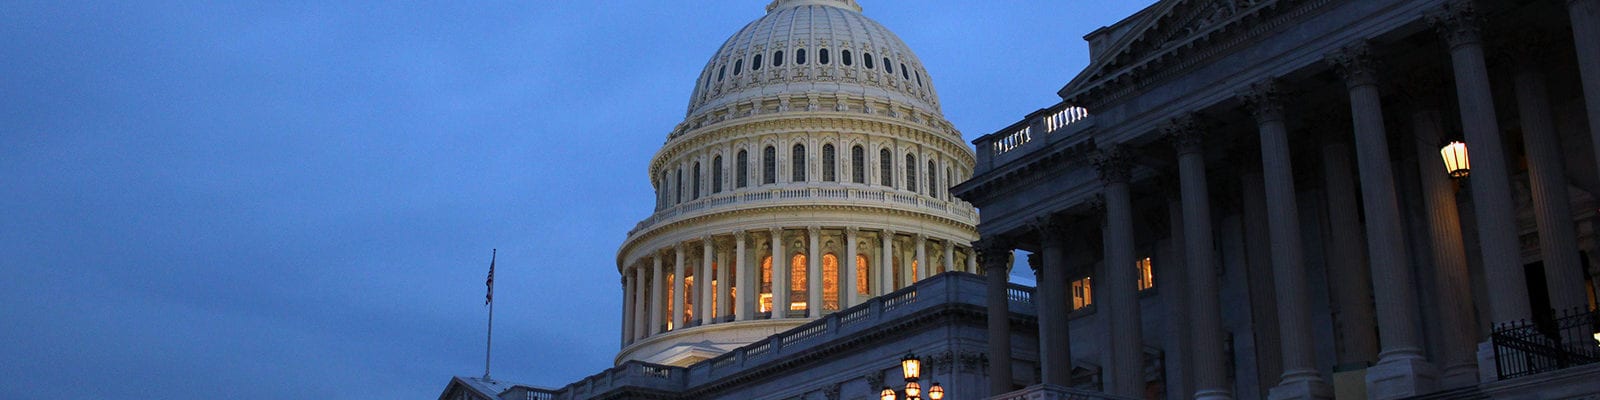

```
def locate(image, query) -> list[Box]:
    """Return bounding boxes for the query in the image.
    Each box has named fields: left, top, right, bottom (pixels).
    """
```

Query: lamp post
left=880, top=353, right=945, bottom=400
left=1440, top=140, right=1471, bottom=178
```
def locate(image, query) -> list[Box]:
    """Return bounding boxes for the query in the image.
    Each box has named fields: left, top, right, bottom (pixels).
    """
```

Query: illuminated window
left=792, top=253, right=808, bottom=311
left=760, top=256, right=773, bottom=313
left=1137, top=257, right=1154, bottom=291
left=911, top=260, right=919, bottom=281
left=711, top=262, right=718, bottom=317
left=856, top=254, right=870, bottom=295
left=667, top=273, right=675, bottom=330
left=684, top=274, right=695, bottom=322
left=823, top=253, right=839, bottom=311
left=1071, top=277, right=1093, bottom=310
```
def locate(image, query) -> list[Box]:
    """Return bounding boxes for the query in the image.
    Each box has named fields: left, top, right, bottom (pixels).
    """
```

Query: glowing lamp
left=1440, top=141, right=1470, bottom=178
left=904, top=382, right=921, bottom=398
left=901, top=353, right=921, bottom=381
left=880, top=387, right=897, bottom=400
left=927, top=382, right=945, bottom=400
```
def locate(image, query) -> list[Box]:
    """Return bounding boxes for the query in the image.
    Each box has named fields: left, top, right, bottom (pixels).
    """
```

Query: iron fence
left=1491, top=307, right=1600, bottom=380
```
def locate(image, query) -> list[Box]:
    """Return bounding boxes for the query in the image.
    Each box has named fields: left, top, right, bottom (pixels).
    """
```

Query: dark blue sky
left=0, top=2, right=1152, bottom=399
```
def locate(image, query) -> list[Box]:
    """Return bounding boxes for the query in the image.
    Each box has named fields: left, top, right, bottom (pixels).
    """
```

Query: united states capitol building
left=440, top=0, right=1600, bottom=399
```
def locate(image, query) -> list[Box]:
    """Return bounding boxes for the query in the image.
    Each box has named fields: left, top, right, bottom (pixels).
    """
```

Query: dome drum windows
left=737, top=150, right=750, bottom=188
left=763, top=146, right=777, bottom=185
left=900, top=63, right=909, bottom=80
left=712, top=156, right=724, bottom=194
left=821, top=144, right=836, bottom=182
left=927, top=160, right=937, bottom=197
left=791, top=144, right=807, bottom=182
left=879, top=148, right=892, bottom=186
left=905, top=154, right=917, bottom=192
left=753, top=54, right=764, bottom=71
left=864, top=53, right=874, bottom=69
left=851, top=146, right=866, bottom=184
left=884, top=59, right=893, bottom=74
left=819, top=49, right=830, bottom=65
left=693, top=163, right=702, bottom=200
left=717, top=65, right=726, bottom=82
left=796, top=49, right=807, bottom=65
left=773, top=51, right=784, bottom=67
left=842, top=50, right=853, bottom=66
left=734, top=59, right=743, bottom=76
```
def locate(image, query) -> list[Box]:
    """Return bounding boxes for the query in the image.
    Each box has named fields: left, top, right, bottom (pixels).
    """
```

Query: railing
left=974, top=102, right=1094, bottom=173
left=1007, top=284, right=1034, bottom=305
left=992, top=384, right=1139, bottom=400
left=628, top=186, right=978, bottom=237
left=1491, top=307, right=1600, bottom=380
left=992, top=126, right=1031, bottom=155
left=1045, top=106, right=1090, bottom=132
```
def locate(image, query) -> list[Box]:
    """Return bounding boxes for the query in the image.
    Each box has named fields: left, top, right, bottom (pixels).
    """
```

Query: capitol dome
left=615, top=0, right=978, bottom=367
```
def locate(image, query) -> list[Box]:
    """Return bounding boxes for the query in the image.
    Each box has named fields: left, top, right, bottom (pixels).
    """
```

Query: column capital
left=1161, top=113, right=1205, bottom=155
left=844, top=226, right=860, bottom=236
left=914, top=232, right=926, bottom=241
left=806, top=226, right=821, bottom=236
left=1239, top=79, right=1288, bottom=123
left=974, top=238, right=1013, bottom=275
left=734, top=229, right=747, bottom=241
left=1427, top=0, right=1483, bottom=50
left=1092, top=144, right=1133, bottom=184
left=1027, top=252, right=1044, bottom=275
left=882, top=228, right=897, bottom=238
left=1326, top=41, right=1382, bottom=89
left=769, top=226, right=784, bottom=236
left=1028, top=214, right=1072, bottom=240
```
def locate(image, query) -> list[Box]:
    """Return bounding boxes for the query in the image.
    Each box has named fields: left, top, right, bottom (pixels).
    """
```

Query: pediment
left=1059, top=0, right=1273, bottom=102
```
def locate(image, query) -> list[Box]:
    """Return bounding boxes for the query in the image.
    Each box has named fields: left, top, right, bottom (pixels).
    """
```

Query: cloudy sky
left=1, top=1, right=1153, bottom=399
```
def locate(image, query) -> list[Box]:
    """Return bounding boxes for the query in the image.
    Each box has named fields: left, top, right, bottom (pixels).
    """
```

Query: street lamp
left=1440, top=141, right=1470, bottom=178
left=889, top=353, right=945, bottom=400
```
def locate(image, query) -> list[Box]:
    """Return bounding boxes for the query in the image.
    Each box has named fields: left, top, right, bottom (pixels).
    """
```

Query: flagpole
left=485, top=249, right=496, bottom=381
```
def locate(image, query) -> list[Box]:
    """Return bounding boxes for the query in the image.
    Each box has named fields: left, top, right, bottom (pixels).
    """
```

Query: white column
left=967, top=247, right=977, bottom=273
left=632, top=265, right=647, bottom=341
left=1429, top=1, right=1532, bottom=327
left=881, top=229, right=896, bottom=293
left=735, top=231, right=752, bottom=321
left=1162, top=194, right=1195, bottom=400
left=1031, top=216, right=1073, bottom=386
left=1163, top=119, right=1233, bottom=400
left=978, top=239, right=1014, bottom=395
left=716, top=240, right=731, bottom=320
left=1566, top=0, right=1600, bottom=194
left=1328, top=42, right=1437, bottom=397
left=622, top=267, right=634, bottom=345
left=771, top=228, right=789, bottom=319
left=807, top=226, right=822, bottom=316
left=1513, top=57, right=1590, bottom=314
left=1093, top=145, right=1144, bottom=398
left=650, top=254, right=664, bottom=335
left=701, top=237, right=714, bottom=325
left=1410, top=105, right=1480, bottom=387
left=672, top=244, right=686, bottom=329
left=845, top=228, right=860, bottom=307
left=1320, top=140, right=1379, bottom=367
left=915, top=234, right=928, bottom=282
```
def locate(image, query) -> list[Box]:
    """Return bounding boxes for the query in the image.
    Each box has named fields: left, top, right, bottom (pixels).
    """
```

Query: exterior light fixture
left=1440, top=141, right=1470, bottom=178
left=901, top=353, right=921, bottom=380
left=905, top=382, right=921, bottom=398
left=880, top=387, right=897, bottom=400
left=927, top=383, right=945, bottom=400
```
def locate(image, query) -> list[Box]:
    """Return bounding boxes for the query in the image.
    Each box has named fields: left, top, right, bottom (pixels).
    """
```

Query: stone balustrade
left=972, top=102, right=1094, bottom=174
left=990, top=384, right=1140, bottom=400
left=627, top=186, right=978, bottom=237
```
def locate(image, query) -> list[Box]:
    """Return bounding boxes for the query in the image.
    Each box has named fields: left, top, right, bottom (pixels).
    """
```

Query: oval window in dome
left=842, top=50, right=853, bottom=66
left=819, top=49, right=830, bottom=65
left=734, top=59, right=743, bottom=75
left=884, top=58, right=893, bottom=74
left=915, top=71, right=923, bottom=86
left=864, top=53, right=874, bottom=69
left=901, top=64, right=908, bottom=80
left=796, top=48, right=807, bottom=65
left=718, top=65, right=726, bottom=81
left=774, top=51, right=784, bottom=67
left=753, top=54, right=763, bottom=71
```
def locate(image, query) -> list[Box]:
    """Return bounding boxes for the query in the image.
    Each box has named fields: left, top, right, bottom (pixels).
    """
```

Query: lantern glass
left=905, top=382, right=921, bottom=398
left=928, top=383, right=945, bottom=400
left=880, top=387, right=897, bottom=400
left=901, top=353, right=921, bottom=380
left=1440, top=141, right=1470, bottom=178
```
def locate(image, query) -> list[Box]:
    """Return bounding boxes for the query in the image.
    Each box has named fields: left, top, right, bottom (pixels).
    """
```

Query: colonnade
left=979, top=2, right=1600, bottom=399
left=621, top=227, right=977, bottom=346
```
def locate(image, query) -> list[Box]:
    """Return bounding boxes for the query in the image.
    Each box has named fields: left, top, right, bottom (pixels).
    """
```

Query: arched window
left=819, top=48, right=830, bottom=65
left=879, top=148, right=893, bottom=186
left=692, top=162, right=702, bottom=200
left=733, top=59, right=743, bottom=75
left=851, top=145, right=866, bottom=184
left=856, top=254, right=870, bottom=295
left=760, top=256, right=773, bottom=313
left=736, top=150, right=749, bottom=188
left=791, top=144, right=807, bottom=182
left=864, top=53, right=874, bottom=69
left=905, top=154, right=917, bottom=192
left=884, top=58, right=893, bottom=74
left=763, top=146, right=777, bottom=184
left=666, top=273, right=675, bottom=329
left=822, top=144, right=836, bottom=182
left=927, top=160, right=937, bottom=197
left=842, top=50, right=853, bottom=66
left=773, top=50, right=784, bottom=67
left=753, top=54, right=764, bottom=71
left=945, top=168, right=953, bottom=199
left=901, top=63, right=909, bottom=80
left=712, top=156, right=724, bottom=193
left=822, top=253, right=839, bottom=311
left=791, top=253, right=807, bottom=311
left=717, top=65, right=726, bottom=82
left=675, top=168, right=684, bottom=204
left=796, top=48, right=807, bottom=65
left=916, top=71, right=923, bottom=87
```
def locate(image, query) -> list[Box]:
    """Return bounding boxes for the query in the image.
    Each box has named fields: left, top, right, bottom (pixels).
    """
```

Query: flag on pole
left=485, top=249, right=496, bottom=305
